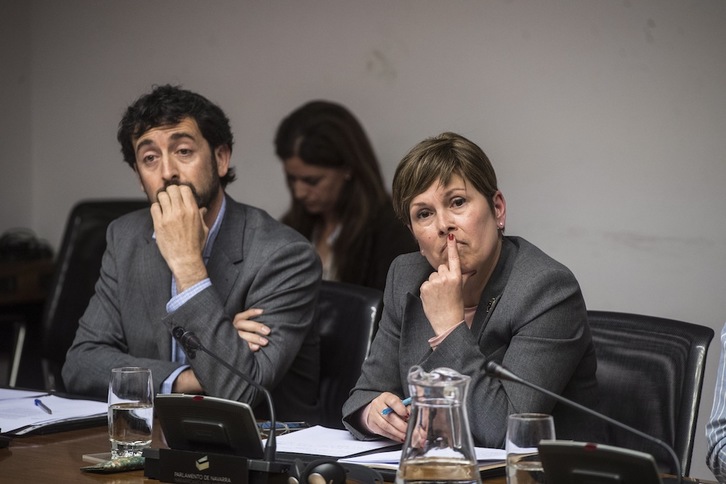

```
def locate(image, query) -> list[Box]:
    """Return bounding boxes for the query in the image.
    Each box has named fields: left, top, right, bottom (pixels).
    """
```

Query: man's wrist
left=173, top=263, right=208, bottom=292
left=172, top=368, right=202, bottom=393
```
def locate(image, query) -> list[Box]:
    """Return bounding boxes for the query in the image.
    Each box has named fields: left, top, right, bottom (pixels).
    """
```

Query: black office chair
left=587, top=310, right=714, bottom=476
left=316, top=280, right=383, bottom=429
left=39, top=199, right=147, bottom=392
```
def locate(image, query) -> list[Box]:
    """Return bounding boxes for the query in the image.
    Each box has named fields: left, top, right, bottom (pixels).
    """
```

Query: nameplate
left=143, top=448, right=291, bottom=484
left=158, top=448, right=249, bottom=484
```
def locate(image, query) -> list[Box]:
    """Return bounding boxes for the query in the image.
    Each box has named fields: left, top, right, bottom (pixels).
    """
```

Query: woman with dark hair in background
left=233, top=100, right=416, bottom=351
left=274, top=100, right=416, bottom=289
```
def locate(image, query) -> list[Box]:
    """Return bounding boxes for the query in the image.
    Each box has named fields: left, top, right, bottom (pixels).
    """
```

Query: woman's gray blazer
left=343, top=236, right=601, bottom=447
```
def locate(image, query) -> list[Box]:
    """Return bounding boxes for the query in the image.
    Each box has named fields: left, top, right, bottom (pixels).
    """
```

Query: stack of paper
left=271, top=425, right=398, bottom=457
left=0, top=389, right=107, bottom=435
left=272, top=425, right=506, bottom=474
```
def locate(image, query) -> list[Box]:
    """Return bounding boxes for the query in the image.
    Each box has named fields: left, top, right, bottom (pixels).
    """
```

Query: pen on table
left=34, top=398, right=53, bottom=415
left=381, top=397, right=412, bottom=416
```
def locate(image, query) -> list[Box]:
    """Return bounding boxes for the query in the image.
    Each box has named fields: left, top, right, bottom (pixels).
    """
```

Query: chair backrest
left=40, top=199, right=147, bottom=392
left=316, top=280, right=383, bottom=429
left=587, top=310, right=714, bottom=476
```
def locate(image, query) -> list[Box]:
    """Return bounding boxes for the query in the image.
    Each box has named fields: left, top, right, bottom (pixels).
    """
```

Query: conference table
left=2, top=422, right=717, bottom=483
left=0, top=422, right=501, bottom=483
left=2, top=423, right=160, bottom=483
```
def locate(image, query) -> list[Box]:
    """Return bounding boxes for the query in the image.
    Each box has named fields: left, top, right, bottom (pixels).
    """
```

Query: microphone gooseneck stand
left=172, top=326, right=277, bottom=463
left=486, top=360, right=682, bottom=484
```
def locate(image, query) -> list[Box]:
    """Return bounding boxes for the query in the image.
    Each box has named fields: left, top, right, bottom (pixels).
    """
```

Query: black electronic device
left=172, top=326, right=277, bottom=462
left=538, top=440, right=662, bottom=484
left=142, top=327, right=287, bottom=484
left=485, top=360, right=678, bottom=484
left=160, top=327, right=380, bottom=484
left=155, top=394, right=264, bottom=459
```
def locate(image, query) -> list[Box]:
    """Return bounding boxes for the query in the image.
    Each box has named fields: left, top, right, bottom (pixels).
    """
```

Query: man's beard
left=154, top=155, right=221, bottom=209
left=158, top=178, right=218, bottom=209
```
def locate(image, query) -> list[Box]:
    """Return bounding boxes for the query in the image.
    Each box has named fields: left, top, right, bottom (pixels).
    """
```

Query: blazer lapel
left=472, top=238, right=515, bottom=340
left=138, top=230, right=174, bottom=360
left=471, top=295, right=501, bottom=339
left=206, top=198, right=246, bottom=305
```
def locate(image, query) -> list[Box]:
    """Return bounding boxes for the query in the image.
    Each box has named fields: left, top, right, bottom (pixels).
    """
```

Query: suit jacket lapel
left=206, top=197, right=245, bottom=305
left=138, top=228, right=174, bottom=359
left=471, top=237, right=514, bottom=340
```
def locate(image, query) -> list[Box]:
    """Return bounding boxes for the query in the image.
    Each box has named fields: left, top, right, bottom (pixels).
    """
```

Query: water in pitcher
left=397, top=458, right=480, bottom=484
left=108, top=402, right=153, bottom=458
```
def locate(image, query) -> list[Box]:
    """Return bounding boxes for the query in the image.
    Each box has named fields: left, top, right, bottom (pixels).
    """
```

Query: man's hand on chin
left=151, top=184, right=209, bottom=291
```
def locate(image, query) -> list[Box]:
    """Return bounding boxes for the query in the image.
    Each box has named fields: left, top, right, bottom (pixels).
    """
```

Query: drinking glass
left=505, top=413, right=555, bottom=484
left=108, top=367, right=154, bottom=459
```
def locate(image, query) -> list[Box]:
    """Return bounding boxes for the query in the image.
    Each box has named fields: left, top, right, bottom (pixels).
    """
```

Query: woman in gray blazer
left=342, top=132, right=600, bottom=448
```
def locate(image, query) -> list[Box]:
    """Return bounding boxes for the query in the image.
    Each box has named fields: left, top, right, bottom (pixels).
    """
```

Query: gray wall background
left=2, top=0, right=725, bottom=479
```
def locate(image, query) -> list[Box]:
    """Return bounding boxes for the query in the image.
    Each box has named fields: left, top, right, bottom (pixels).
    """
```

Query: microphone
left=485, top=360, right=682, bottom=484
left=172, top=326, right=277, bottom=464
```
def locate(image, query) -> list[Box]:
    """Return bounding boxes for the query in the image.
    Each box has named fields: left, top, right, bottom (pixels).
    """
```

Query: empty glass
left=108, top=367, right=154, bottom=459
left=505, top=413, right=555, bottom=484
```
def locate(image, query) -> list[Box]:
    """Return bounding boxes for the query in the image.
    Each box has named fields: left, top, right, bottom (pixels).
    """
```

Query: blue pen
left=34, top=398, right=53, bottom=415
left=381, top=397, right=412, bottom=416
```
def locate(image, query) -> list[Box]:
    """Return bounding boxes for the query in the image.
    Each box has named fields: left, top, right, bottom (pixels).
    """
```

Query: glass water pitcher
left=396, top=366, right=481, bottom=484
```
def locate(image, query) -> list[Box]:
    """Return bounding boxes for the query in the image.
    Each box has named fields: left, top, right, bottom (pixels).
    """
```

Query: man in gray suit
left=63, top=85, right=322, bottom=422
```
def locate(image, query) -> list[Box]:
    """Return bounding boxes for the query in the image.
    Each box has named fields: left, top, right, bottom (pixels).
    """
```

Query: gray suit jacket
left=342, top=236, right=600, bottom=447
left=62, top=196, right=322, bottom=422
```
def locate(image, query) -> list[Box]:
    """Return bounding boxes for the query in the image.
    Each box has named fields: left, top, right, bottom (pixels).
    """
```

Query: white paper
left=270, top=425, right=399, bottom=457
left=0, top=393, right=107, bottom=434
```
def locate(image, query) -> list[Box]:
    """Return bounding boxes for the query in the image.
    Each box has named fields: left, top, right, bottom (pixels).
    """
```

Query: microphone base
left=143, top=447, right=292, bottom=484
left=538, top=440, right=663, bottom=484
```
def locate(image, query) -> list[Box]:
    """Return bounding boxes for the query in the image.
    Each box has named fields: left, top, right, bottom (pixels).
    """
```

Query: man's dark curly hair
left=117, top=84, right=236, bottom=187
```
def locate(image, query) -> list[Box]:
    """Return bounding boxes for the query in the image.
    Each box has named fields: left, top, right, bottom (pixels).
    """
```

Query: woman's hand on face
left=365, top=392, right=410, bottom=443
left=232, top=308, right=269, bottom=351
left=420, top=234, right=469, bottom=335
